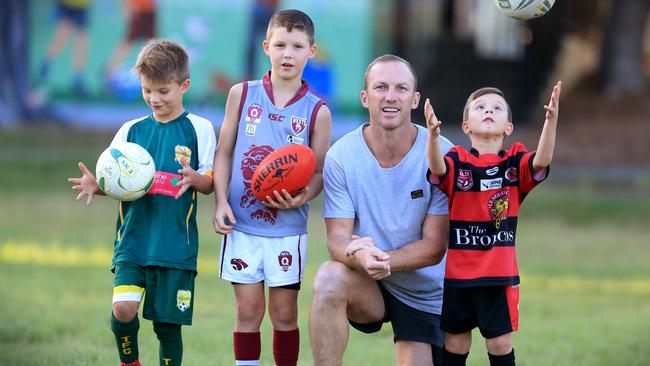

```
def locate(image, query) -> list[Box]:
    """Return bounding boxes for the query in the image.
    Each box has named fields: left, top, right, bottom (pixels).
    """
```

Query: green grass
left=1, top=128, right=650, bottom=365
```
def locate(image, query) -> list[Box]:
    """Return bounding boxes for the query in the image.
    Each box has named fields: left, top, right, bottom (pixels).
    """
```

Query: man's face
left=361, top=61, right=419, bottom=131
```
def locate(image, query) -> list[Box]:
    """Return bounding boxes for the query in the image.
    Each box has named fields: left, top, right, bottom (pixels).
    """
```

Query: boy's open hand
left=262, top=187, right=310, bottom=210
left=544, top=81, right=562, bottom=125
left=175, top=159, right=198, bottom=199
left=424, top=98, right=442, bottom=137
left=67, top=162, right=99, bottom=206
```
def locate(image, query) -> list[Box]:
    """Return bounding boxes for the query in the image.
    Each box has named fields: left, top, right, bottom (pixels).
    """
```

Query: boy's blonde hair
left=463, top=87, right=512, bottom=122
left=266, top=9, right=315, bottom=45
left=133, top=39, right=190, bottom=84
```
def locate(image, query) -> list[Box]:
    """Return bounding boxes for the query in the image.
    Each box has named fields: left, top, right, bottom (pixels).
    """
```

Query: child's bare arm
left=212, top=83, right=243, bottom=234
left=533, top=81, right=562, bottom=173
left=263, top=105, right=332, bottom=209
left=425, top=98, right=447, bottom=177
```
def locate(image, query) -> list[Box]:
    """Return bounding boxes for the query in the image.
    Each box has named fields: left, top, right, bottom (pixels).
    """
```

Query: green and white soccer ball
left=494, top=0, right=555, bottom=20
left=96, top=141, right=156, bottom=201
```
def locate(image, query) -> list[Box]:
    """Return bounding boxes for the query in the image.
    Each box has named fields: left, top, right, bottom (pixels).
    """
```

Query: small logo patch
left=486, top=166, right=499, bottom=176
left=505, top=167, right=518, bottom=182
left=286, top=135, right=304, bottom=144
left=410, top=189, right=424, bottom=199
left=291, top=116, right=307, bottom=135
left=278, top=251, right=293, bottom=272
left=488, top=190, right=510, bottom=229
left=246, top=103, right=263, bottom=124
left=457, top=170, right=473, bottom=191
left=231, top=258, right=248, bottom=271
left=176, top=290, right=192, bottom=312
left=245, top=124, right=257, bottom=136
left=480, top=178, right=503, bottom=191
left=174, top=145, right=191, bottom=166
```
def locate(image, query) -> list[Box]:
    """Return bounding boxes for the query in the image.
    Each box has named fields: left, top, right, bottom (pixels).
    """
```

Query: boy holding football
left=67, top=39, right=216, bottom=366
left=212, top=9, right=331, bottom=366
left=424, top=81, right=561, bottom=366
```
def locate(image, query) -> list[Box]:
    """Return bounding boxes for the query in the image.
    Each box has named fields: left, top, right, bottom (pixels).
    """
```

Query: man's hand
left=346, top=236, right=390, bottom=280
left=67, top=162, right=99, bottom=206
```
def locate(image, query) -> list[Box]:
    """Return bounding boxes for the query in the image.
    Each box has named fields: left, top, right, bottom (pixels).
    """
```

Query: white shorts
left=218, top=230, right=307, bottom=287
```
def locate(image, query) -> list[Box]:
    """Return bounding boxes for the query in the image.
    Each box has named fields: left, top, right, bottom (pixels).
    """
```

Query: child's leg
left=153, top=322, right=183, bottom=366
left=233, top=283, right=266, bottom=365
left=111, top=301, right=141, bottom=365
left=486, top=333, right=515, bottom=366
left=443, top=331, right=472, bottom=366
left=269, top=286, right=300, bottom=366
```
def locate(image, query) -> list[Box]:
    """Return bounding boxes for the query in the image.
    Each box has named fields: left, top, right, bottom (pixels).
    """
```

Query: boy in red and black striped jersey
left=424, top=81, right=561, bottom=366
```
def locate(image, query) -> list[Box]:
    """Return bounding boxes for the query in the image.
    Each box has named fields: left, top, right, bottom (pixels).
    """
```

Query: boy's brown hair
left=266, top=9, right=315, bottom=45
left=463, top=87, right=512, bottom=122
left=133, top=39, right=190, bottom=84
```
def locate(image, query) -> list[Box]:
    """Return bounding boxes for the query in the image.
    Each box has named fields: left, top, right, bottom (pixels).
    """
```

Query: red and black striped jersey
left=427, top=142, right=548, bottom=287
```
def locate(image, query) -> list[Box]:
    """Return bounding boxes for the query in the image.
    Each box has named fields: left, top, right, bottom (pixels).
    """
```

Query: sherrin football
left=96, top=141, right=156, bottom=201
left=251, top=144, right=316, bottom=201
left=493, top=0, right=555, bottom=20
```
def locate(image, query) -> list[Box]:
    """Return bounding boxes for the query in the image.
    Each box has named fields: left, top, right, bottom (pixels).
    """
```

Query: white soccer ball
left=96, top=141, right=156, bottom=201
left=493, top=0, right=556, bottom=20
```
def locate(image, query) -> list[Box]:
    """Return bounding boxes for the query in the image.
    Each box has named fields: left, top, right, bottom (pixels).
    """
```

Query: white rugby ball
left=493, top=0, right=556, bottom=20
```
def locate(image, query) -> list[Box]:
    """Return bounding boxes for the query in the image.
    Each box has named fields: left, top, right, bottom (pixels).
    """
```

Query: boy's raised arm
left=425, top=98, right=447, bottom=177
left=533, top=81, right=562, bottom=173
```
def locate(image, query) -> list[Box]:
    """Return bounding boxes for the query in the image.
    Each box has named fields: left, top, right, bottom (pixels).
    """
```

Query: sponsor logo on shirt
left=480, top=177, right=503, bottom=191
left=268, top=112, right=285, bottom=122
left=457, top=169, right=473, bottom=191
left=486, top=166, right=499, bottom=176
left=245, top=124, right=257, bottom=136
left=287, top=135, right=304, bottom=144
left=148, top=171, right=182, bottom=197
left=488, top=190, right=510, bottom=229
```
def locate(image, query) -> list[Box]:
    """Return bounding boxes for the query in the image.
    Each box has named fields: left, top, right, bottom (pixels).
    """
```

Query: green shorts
left=113, top=262, right=196, bottom=325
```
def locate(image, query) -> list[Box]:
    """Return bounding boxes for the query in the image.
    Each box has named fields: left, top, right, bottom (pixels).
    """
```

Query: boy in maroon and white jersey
left=425, top=82, right=561, bottom=366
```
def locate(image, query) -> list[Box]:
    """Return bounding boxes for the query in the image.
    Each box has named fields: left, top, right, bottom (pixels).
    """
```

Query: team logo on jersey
left=480, top=178, right=503, bottom=191
left=505, top=167, right=518, bottom=182
left=241, top=145, right=278, bottom=224
left=291, top=116, right=307, bottom=135
left=246, top=103, right=263, bottom=124
left=486, top=166, right=499, bottom=176
left=176, top=290, right=192, bottom=312
left=286, top=135, right=304, bottom=144
left=278, top=250, right=293, bottom=272
left=174, top=145, right=192, bottom=165
left=457, top=170, right=473, bottom=191
left=488, top=190, right=510, bottom=229
left=231, top=258, right=249, bottom=271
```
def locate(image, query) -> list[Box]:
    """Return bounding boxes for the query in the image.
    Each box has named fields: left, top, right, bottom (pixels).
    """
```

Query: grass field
left=1, top=128, right=650, bottom=365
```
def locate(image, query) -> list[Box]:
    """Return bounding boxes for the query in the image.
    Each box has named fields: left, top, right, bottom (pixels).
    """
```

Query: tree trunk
left=599, top=0, right=650, bottom=97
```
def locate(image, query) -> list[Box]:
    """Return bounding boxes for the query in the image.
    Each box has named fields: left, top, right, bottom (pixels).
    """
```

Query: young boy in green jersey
left=67, top=39, right=217, bottom=366
left=213, top=9, right=331, bottom=366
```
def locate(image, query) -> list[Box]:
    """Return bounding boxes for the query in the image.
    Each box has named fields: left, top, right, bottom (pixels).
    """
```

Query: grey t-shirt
left=323, top=123, right=453, bottom=314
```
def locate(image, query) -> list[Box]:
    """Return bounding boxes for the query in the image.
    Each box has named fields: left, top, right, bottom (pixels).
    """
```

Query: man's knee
left=312, top=261, right=352, bottom=304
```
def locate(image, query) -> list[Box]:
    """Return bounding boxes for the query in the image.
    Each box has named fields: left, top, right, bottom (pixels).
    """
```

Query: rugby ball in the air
left=251, top=144, right=316, bottom=201
left=96, top=141, right=156, bottom=201
left=493, top=0, right=555, bottom=20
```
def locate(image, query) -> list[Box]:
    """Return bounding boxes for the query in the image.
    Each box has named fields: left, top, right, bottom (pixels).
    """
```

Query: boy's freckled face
left=263, top=26, right=316, bottom=80
left=141, top=77, right=188, bottom=122
left=464, top=93, right=512, bottom=137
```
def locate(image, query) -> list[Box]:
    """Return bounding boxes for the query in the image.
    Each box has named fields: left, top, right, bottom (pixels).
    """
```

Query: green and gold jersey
left=109, top=111, right=216, bottom=271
